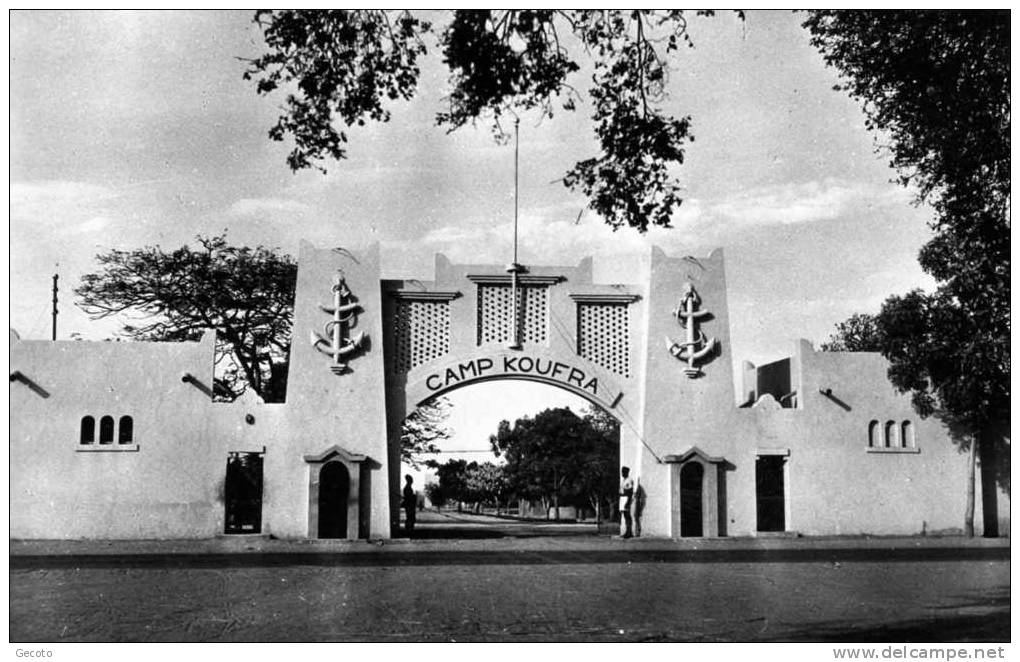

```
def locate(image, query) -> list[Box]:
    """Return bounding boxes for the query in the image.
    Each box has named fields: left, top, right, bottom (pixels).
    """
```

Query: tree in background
left=806, top=11, right=1009, bottom=536
left=402, top=397, right=453, bottom=469
left=78, top=237, right=455, bottom=464
left=464, top=462, right=510, bottom=515
left=434, top=458, right=470, bottom=512
left=576, top=406, right=621, bottom=523
left=490, top=406, right=617, bottom=520
left=245, top=10, right=743, bottom=232
left=76, top=234, right=297, bottom=402
left=423, top=482, right=446, bottom=512
left=819, top=313, right=881, bottom=353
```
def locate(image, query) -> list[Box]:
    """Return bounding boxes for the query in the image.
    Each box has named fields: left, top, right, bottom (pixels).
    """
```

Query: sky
left=8, top=10, right=938, bottom=471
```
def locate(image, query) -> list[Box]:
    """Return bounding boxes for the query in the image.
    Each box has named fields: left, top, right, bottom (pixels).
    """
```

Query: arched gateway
left=10, top=240, right=999, bottom=542
left=283, top=241, right=734, bottom=540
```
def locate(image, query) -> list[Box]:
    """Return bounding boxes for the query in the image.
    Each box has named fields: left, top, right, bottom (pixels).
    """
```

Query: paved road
left=10, top=515, right=1010, bottom=642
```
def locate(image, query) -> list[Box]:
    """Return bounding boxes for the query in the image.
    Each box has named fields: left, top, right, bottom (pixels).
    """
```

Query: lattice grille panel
left=476, top=285, right=548, bottom=345
left=578, top=303, right=630, bottom=377
left=391, top=300, right=450, bottom=373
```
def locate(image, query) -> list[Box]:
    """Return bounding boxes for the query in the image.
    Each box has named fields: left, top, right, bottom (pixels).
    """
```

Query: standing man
left=402, top=474, right=417, bottom=537
left=619, top=466, right=634, bottom=539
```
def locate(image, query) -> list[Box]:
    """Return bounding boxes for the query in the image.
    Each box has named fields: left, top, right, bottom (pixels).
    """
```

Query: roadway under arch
left=386, top=350, right=638, bottom=539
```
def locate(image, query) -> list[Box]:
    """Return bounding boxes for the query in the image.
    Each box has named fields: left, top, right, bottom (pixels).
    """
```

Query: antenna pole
left=507, top=117, right=524, bottom=350
left=51, top=268, right=59, bottom=341
left=513, top=117, right=519, bottom=265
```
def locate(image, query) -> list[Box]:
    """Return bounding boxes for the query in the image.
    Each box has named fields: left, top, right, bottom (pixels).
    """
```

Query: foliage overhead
left=803, top=11, right=1009, bottom=219
left=804, top=12, right=1009, bottom=326
left=75, top=235, right=297, bottom=402
left=806, top=10, right=1010, bottom=434
left=245, top=9, right=742, bottom=232
left=245, top=10, right=431, bottom=171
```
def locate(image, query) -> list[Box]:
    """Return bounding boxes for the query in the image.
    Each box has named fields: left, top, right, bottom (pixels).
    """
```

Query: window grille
left=577, top=303, right=630, bottom=377
left=476, top=285, right=548, bottom=346
left=392, top=300, right=451, bottom=373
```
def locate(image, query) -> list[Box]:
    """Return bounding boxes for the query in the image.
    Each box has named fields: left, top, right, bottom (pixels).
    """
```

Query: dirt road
left=10, top=519, right=1010, bottom=642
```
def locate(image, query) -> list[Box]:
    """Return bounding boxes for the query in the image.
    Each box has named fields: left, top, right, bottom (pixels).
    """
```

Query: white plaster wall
left=9, top=331, right=260, bottom=539
left=273, top=242, right=391, bottom=539
left=9, top=244, right=1007, bottom=541
left=629, top=248, right=998, bottom=538
left=635, top=247, right=742, bottom=537
left=781, top=340, right=987, bottom=536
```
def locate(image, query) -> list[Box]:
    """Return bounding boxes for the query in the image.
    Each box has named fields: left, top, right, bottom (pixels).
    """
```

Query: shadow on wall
left=9, top=371, right=50, bottom=398
left=360, top=458, right=382, bottom=539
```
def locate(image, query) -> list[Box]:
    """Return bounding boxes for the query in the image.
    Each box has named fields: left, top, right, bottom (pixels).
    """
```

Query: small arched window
left=868, top=420, right=879, bottom=448
left=901, top=420, right=914, bottom=448
left=118, top=416, right=134, bottom=444
left=99, top=416, right=115, bottom=444
left=80, top=416, right=95, bottom=445
left=884, top=420, right=897, bottom=448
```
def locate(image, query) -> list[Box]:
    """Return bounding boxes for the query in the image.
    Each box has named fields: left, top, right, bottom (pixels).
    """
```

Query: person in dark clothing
left=402, top=474, right=416, bottom=536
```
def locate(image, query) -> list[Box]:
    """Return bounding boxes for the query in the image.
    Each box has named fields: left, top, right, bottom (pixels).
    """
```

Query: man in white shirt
left=619, top=466, right=634, bottom=538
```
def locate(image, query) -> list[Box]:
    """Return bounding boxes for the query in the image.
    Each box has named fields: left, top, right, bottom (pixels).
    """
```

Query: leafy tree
left=463, top=462, right=510, bottom=514
left=805, top=11, right=1009, bottom=536
left=75, top=234, right=297, bottom=402
left=423, top=481, right=446, bottom=511
left=820, top=313, right=882, bottom=352
left=402, top=397, right=453, bottom=469
left=490, top=406, right=617, bottom=520
left=244, top=10, right=742, bottom=232
left=77, top=237, right=456, bottom=465
left=577, top=406, right=620, bottom=522
left=434, top=458, right=470, bottom=512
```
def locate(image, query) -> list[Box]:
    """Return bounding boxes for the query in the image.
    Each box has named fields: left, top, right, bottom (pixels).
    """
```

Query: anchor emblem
left=665, top=282, right=718, bottom=378
left=310, top=271, right=368, bottom=374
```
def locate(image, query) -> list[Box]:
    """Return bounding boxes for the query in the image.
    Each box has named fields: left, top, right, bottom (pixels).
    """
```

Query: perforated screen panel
left=577, top=303, right=630, bottom=377
left=477, top=285, right=548, bottom=346
left=392, top=300, right=451, bottom=373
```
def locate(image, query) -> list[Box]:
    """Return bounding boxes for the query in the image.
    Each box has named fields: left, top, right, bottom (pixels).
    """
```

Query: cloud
left=10, top=180, right=120, bottom=233
left=381, top=177, right=920, bottom=285
left=226, top=197, right=313, bottom=218
left=386, top=199, right=707, bottom=283
left=11, top=180, right=116, bottom=212
left=407, top=178, right=913, bottom=272
left=76, top=216, right=113, bottom=234
left=706, top=178, right=912, bottom=228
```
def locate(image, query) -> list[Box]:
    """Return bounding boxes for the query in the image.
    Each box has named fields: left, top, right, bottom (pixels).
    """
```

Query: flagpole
left=507, top=117, right=523, bottom=350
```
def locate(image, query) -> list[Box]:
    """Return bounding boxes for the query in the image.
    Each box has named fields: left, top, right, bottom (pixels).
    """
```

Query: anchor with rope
left=665, top=282, right=718, bottom=378
left=310, top=270, right=367, bottom=374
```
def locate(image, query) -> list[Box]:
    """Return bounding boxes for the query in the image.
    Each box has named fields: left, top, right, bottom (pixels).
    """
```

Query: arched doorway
left=396, top=379, right=626, bottom=539
left=679, top=462, right=704, bottom=537
left=318, top=461, right=349, bottom=539
left=382, top=258, right=643, bottom=539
